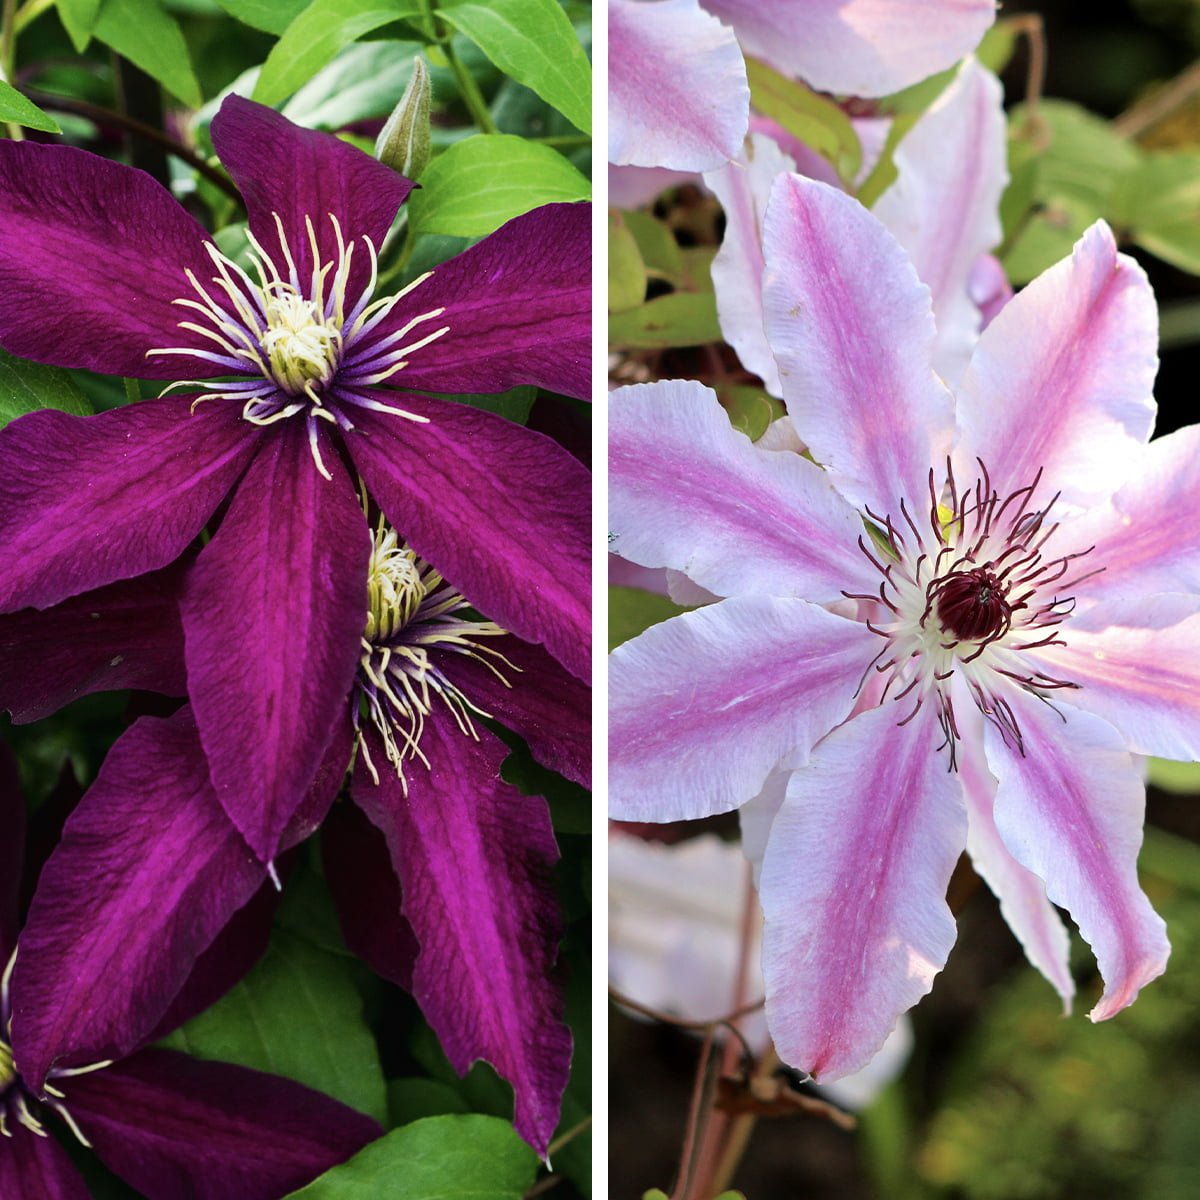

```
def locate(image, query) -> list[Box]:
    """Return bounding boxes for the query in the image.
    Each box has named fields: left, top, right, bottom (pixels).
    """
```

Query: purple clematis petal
left=347, top=401, right=590, bottom=683
left=958, top=709, right=1074, bottom=1011
left=211, top=95, right=413, bottom=302
left=10, top=708, right=265, bottom=1090
left=364, top=204, right=590, bottom=401
left=873, top=58, right=1007, bottom=387
left=0, top=1124, right=89, bottom=1199
left=955, top=221, right=1158, bottom=510
left=62, top=1048, right=380, bottom=1200
left=985, top=697, right=1169, bottom=1021
left=0, top=742, right=24, bottom=963
left=0, top=140, right=215, bottom=378
left=182, top=422, right=369, bottom=864
left=762, top=174, right=955, bottom=515
left=351, top=715, right=570, bottom=1156
left=0, top=564, right=186, bottom=723
left=609, top=0, right=749, bottom=171
left=435, top=634, right=590, bottom=788
left=609, top=380, right=872, bottom=603
left=760, top=704, right=966, bottom=1081
left=610, top=596, right=879, bottom=824
left=322, top=799, right=418, bottom=992
left=0, top=399, right=258, bottom=614
left=702, top=0, right=996, bottom=98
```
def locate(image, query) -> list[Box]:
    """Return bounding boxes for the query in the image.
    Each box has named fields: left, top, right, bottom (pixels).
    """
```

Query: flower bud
left=375, top=57, right=432, bottom=180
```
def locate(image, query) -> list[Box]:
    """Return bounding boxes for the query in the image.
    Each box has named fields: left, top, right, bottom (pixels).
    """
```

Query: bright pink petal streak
left=1061, top=423, right=1200, bottom=605
left=10, top=709, right=264, bottom=1091
left=705, top=134, right=795, bottom=397
left=364, top=203, right=590, bottom=402
left=701, top=0, right=995, bottom=97
left=762, top=175, right=954, bottom=518
left=210, top=95, right=412, bottom=302
left=64, top=1049, right=380, bottom=1200
left=760, top=704, right=966, bottom=1081
left=0, top=1124, right=89, bottom=1199
left=0, top=139, right=217, bottom=379
left=984, top=695, right=1169, bottom=1021
left=182, top=422, right=369, bottom=864
left=609, top=596, right=876, bottom=824
left=1028, top=594, right=1200, bottom=762
left=874, top=59, right=1007, bottom=388
left=955, top=222, right=1158, bottom=509
left=351, top=717, right=570, bottom=1156
left=958, top=711, right=1074, bottom=1010
left=609, top=0, right=748, bottom=171
left=0, top=399, right=257, bottom=614
left=347, top=400, right=590, bottom=683
left=609, top=380, right=871, bottom=604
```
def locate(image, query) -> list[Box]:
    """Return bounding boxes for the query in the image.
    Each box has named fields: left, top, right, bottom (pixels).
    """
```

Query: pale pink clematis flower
left=609, top=175, right=1200, bottom=1082
left=706, top=58, right=1008, bottom=396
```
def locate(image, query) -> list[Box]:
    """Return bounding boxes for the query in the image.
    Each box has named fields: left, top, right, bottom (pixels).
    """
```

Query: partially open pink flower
left=610, top=176, right=1200, bottom=1082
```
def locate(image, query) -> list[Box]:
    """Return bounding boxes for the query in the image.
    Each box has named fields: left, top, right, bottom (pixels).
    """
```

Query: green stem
left=533, top=135, right=589, bottom=148
left=13, top=0, right=53, bottom=34
left=123, top=377, right=141, bottom=405
left=435, top=21, right=496, bottom=132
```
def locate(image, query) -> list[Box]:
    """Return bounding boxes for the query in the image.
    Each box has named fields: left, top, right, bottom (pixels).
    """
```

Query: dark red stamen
left=931, top=566, right=1012, bottom=642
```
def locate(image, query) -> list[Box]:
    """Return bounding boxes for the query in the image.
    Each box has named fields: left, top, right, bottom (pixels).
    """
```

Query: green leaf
left=387, top=1078, right=470, bottom=1127
left=0, top=82, right=62, bottom=133
left=158, top=929, right=387, bottom=1123
left=282, top=41, right=422, bottom=129
left=407, top=134, right=589, bottom=238
left=608, top=292, right=721, bottom=351
left=642, top=1191, right=670, bottom=1200
left=716, top=383, right=782, bottom=441
left=284, top=1115, right=538, bottom=1198
left=93, top=0, right=203, bottom=108
left=608, top=211, right=647, bottom=313
left=1147, top=758, right=1200, bottom=797
left=0, top=350, right=92, bottom=431
left=254, top=0, right=418, bottom=107
left=56, top=0, right=103, bottom=52
left=427, top=386, right=537, bottom=425
left=620, top=210, right=683, bottom=281
left=608, top=586, right=689, bottom=650
left=746, top=58, right=860, bottom=184
left=439, top=0, right=591, bottom=134
left=855, top=113, right=917, bottom=209
left=211, top=0, right=309, bottom=33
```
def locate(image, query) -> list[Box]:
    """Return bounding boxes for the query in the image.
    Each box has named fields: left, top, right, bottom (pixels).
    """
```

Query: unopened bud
left=376, top=58, right=432, bottom=180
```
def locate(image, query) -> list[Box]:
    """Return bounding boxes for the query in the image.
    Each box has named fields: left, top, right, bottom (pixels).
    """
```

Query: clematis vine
left=0, top=507, right=588, bottom=1157
left=0, top=745, right=381, bottom=1200
left=609, top=175, right=1200, bottom=1082
left=0, top=94, right=591, bottom=871
left=608, top=0, right=996, bottom=176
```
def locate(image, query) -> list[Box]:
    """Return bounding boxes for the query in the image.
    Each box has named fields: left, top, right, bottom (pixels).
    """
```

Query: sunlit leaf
left=94, top=0, right=203, bottom=107
left=609, top=292, right=721, bottom=351
left=0, top=81, right=62, bottom=133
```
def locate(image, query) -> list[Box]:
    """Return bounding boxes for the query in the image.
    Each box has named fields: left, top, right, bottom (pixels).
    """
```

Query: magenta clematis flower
left=609, top=175, right=1200, bottom=1081
left=0, top=746, right=381, bottom=1200
left=0, top=517, right=587, bottom=1156
left=707, top=58, right=1008, bottom=397
left=0, top=95, right=590, bottom=871
left=608, top=0, right=995, bottom=175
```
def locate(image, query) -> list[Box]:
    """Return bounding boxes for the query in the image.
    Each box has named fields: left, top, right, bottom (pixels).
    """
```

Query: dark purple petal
left=0, top=563, right=186, bottom=724
left=0, top=740, right=24, bottom=963
left=321, top=799, right=418, bottom=992
left=0, top=139, right=221, bottom=379
left=432, top=635, right=590, bottom=788
left=0, top=398, right=257, bottom=614
left=351, top=715, right=570, bottom=1155
left=211, top=95, right=412, bottom=302
left=17, top=765, right=83, bottom=921
left=0, top=1124, right=89, bottom=1199
left=147, top=878, right=281, bottom=1043
left=10, top=708, right=264, bottom=1089
left=354, top=203, right=589, bottom=400
left=62, top=1048, right=380, bottom=1200
left=182, top=422, right=369, bottom=864
left=347, top=401, right=590, bottom=683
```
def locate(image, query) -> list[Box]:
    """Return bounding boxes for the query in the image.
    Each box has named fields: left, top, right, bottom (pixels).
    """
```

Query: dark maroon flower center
left=932, top=566, right=1012, bottom=642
